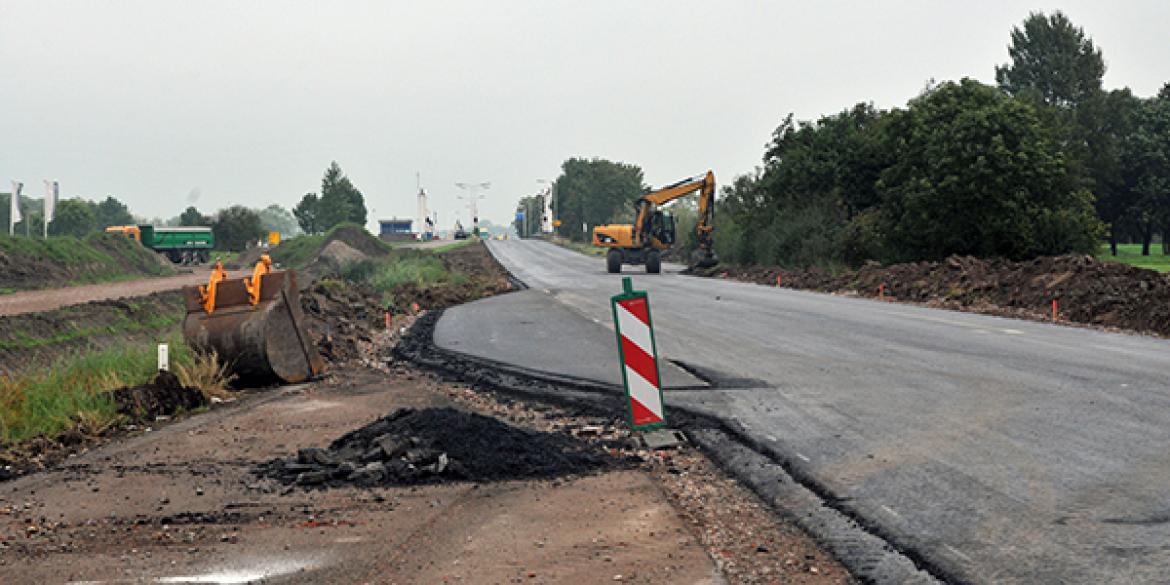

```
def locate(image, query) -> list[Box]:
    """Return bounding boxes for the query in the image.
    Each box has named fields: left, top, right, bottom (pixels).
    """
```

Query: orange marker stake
left=776, top=274, right=783, bottom=287
left=879, top=283, right=886, bottom=300
left=385, top=311, right=391, bottom=329
left=1052, top=299, right=1058, bottom=321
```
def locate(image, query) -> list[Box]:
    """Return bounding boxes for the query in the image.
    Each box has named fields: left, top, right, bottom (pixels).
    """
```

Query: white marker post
left=158, top=343, right=169, bottom=372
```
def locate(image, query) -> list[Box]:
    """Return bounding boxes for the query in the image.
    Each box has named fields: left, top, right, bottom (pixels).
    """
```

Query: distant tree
left=48, top=199, right=98, bottom=237
left=878, top=79, right=1102, bottom=261
left=513, top=195, right=544, bottom=237
left=552, top=158, right=645, bottom=241
left=293, top=193, right=321, bottom=234
left=317, top=162, right=367, bottom=231
left=995, top=11, right=1105, bottom=109
left=94, top=196, right=135, bottom=228
left=257, top=204, right=301, bottom=236
left=211, top=206, right=264, bottom=251
left=1077, top=89, right=1142, bottom=254
left=179, top=206, right=211, bottom=226
left=1122, top=94, right=1170, bottom=255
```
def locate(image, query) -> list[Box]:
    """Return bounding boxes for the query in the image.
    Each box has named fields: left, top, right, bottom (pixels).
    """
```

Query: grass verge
left=0, top=339, right=200, bottom=445
left=0, top=232, right=175, bottom=293
left=1098, top=243, right=1170, bottom=273
left=549, top=237, right=607, bottom=257
left=343, top=251, right=468, bottom=297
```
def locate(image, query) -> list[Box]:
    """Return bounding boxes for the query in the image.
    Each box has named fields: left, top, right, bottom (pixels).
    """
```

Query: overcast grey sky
left=2, top=1, right=1167, bottom=231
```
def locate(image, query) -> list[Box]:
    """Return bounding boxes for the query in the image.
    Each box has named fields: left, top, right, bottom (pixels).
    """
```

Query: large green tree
left=316, top=162, right=367, bottom=231
left=292, top=193, right=321, bottom=234
left=551, top=158, right=645, bottom=241
left=995, top=11, right=1105, bottom=109
left=211, top=205, right=264, bottom=251
left=878, top=79, right=1102, bottom=261
left=1122, top=94, right=1170, bottom=255
left=94, top=196, right=135, bottom=228
left=257, top=204, right=300, bottom=236
left=179, top=206, right=211, bottom=226
left=48, top=199, right=98, bottom=237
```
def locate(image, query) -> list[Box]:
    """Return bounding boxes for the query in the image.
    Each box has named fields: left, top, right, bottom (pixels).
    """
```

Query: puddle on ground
left=272, top=399, right=341, bottom=414
left=154, top=555, right=322, bottom=584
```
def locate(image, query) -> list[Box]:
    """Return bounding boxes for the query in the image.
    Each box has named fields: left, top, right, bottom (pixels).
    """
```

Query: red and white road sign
left=611, top=277, right=666, bottom=429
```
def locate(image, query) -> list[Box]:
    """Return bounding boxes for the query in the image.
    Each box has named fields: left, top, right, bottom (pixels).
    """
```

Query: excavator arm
left=591, top=169, right=719, bottom=273
left=632, top=170, right=717, bottom=265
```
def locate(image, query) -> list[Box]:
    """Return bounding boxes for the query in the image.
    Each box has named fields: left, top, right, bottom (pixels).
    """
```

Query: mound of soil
left=299, top=279, right=386, bottom=363
left=109, top=370, right=207, bottom=419
left=0, top=233, right=175, bottom=293
left=696, top=254, right=1170, bottom=336
left=387, top=243, right=514, bottom=311
left=258, top=407, right=621, bottom=488
left=323, top=225, right=391, bottom=258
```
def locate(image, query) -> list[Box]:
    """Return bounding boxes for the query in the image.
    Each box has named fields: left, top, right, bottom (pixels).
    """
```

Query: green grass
left=344, top=252, right=467, bottom=295
left=0, top=338, right=196, bottom=444
left=550, top=237, right=607, bottom=257
left=268, top=233, right=326, bottom=268
left=0, top=232, right=175, bottom=293
left=1097, top=243, right=1170, bottom=272
left=430, top=240, right=477, bottom=254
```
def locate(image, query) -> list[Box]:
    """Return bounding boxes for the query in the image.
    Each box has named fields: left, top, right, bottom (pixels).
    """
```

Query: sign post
left=611, top=277, right=667, bottom=430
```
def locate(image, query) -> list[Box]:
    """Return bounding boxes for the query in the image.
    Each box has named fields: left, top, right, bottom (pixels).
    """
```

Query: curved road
left=438, top=239, right=1170, bottom=584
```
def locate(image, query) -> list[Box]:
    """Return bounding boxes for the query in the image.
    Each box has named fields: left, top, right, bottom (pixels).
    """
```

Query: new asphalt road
left=438, top=239, right=1170, bottom=584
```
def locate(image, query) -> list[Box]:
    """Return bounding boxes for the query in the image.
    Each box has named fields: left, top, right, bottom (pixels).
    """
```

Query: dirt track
left=0, top=267, right=251, bottom=317
left=0, top=358, right=849, bottom=584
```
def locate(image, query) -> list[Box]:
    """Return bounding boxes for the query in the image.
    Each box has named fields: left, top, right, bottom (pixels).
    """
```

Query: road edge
left=395, top=309, right=943, bottom=585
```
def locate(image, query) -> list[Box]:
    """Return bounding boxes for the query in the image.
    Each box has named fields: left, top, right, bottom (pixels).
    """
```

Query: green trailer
left=135, top=225, right=214, bottom=264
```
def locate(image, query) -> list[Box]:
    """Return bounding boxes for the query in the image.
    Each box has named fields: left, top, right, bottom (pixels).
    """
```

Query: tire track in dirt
left=0, top=267, right=252, bottom=317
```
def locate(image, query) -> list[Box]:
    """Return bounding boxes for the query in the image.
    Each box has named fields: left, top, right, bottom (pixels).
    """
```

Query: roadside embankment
left=0, top=232, right=175, bottom=294
left=691, top=254, right=1170, bottom=336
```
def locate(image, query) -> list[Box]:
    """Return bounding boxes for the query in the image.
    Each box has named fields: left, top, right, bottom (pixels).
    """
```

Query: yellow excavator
left=591, top=170, right=718, bottom=274
left=181, top=256, right=323, bottom=384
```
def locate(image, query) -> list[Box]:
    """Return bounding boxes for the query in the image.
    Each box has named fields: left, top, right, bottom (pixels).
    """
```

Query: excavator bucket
left=691, top=248, right=719, bottom=269
left=181, top=268, right=324, bottom=385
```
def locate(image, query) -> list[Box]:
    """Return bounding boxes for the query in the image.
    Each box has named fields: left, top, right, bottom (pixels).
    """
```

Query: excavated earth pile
left=258, top=406, right=625, bottom=488
left=109, top=370, right=207, bottom=420
left=299, top=279, right=386, bottom=364
left=696, top=254, right=1170, bottom=336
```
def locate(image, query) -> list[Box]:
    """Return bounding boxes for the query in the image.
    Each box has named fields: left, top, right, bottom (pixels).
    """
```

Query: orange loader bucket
left=182, top=269, right=324, bottom=385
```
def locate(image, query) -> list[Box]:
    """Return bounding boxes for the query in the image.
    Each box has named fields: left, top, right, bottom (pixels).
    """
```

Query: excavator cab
left=650, top=210, right=675, bottom=246
left=181, top=256, right=323, bottom=385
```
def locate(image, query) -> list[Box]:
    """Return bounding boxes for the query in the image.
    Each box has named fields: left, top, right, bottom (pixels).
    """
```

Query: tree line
left=2, top=160, right=368, bottom=251
left=717, top=11, right=1169, bottom=268
left=524, top=12, right=1169, bottom=269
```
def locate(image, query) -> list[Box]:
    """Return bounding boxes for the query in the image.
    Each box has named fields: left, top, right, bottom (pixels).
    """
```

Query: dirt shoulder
left=0, top=265, right=251, bottom=318
left=691, top=254, right=1170, bottom=337
left=0, top=337, right=850, bottom=584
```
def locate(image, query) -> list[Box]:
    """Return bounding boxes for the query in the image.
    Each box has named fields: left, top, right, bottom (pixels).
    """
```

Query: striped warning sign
left=611, top=277, right=666, bottom=430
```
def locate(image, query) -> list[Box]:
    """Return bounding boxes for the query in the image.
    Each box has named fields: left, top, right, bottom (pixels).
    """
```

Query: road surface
left=437, top=239, right=1170, bottom=584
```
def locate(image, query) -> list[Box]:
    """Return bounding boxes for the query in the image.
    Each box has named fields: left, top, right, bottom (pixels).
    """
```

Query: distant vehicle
left=106, top=224, right=214, bottom=264
left=453, top=220, right=469, bottom=240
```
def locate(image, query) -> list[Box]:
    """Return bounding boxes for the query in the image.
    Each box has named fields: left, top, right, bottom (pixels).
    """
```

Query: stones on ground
left=641, top=428, right=687, bottom=451
left=258, top=407, right=625, bottom=489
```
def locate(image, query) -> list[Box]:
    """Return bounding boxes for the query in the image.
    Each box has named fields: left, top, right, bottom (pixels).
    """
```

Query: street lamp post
left=455, top=181, right=490, bottom=236
left=536, top=179, right=556, bottom=235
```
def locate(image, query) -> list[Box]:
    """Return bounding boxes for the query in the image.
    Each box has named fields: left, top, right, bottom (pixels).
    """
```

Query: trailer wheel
left=645, top=251, right=661, bottom=274
left=606, top=249, right=622, bottom=274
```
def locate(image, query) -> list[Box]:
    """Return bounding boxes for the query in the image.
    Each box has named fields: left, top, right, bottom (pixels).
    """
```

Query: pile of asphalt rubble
left=258, top=407, right=622, bottom=488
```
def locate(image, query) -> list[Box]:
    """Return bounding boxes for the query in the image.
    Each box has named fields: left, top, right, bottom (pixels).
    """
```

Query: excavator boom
left=591, top=170, right=718, bottom=273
